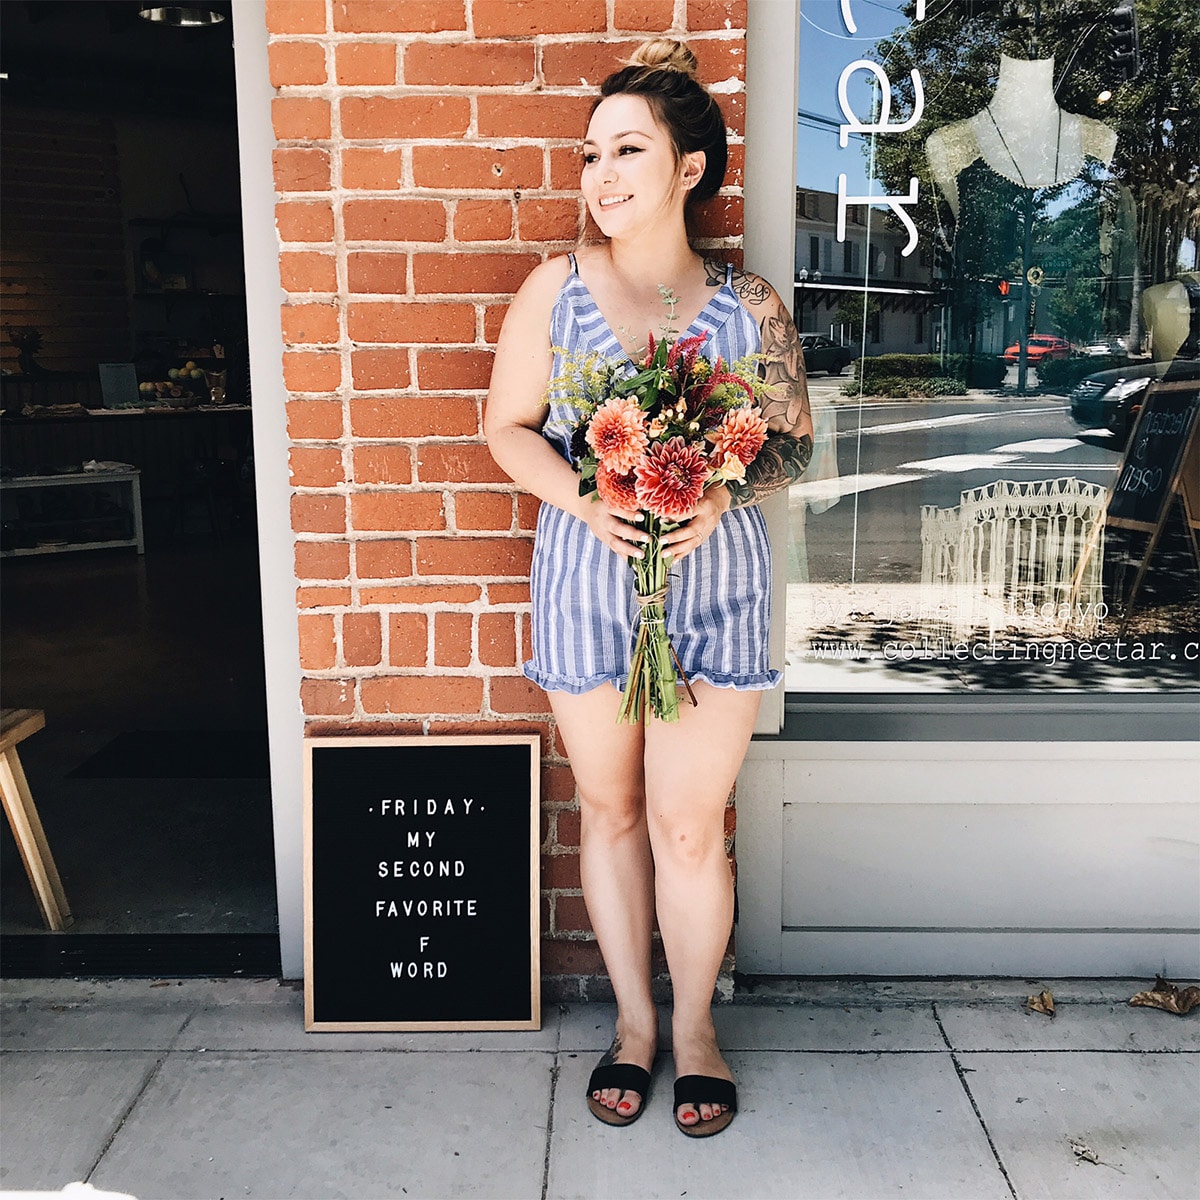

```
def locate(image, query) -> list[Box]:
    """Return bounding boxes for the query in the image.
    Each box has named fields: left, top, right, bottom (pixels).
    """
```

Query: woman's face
left=581, top=93, right=702, bottom=240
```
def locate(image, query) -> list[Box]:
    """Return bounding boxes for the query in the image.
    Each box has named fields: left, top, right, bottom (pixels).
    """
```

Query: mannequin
left=1142, top=274, right=1200, bottom=363
left=925, top=55, right=1117, bottom=218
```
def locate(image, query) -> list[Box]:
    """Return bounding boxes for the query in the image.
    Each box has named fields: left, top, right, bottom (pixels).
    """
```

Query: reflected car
left=1069, top=359, right=1200, bottom=449
left=1002, top=335, right=1072, bottom=364
left=1082, top=336, right=1127, bottom=358
left=798, top=334, right=854, bottom=375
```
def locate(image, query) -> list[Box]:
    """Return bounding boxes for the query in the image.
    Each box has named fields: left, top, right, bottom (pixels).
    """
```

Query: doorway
left=0, top=0, right=278, bottom=975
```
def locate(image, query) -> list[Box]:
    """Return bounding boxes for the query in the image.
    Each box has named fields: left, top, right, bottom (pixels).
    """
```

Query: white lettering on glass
left=829, top=10, right=926, bottom=260
left=840, top=0, right=925, bottom=35
left=837, top=61, right=925, bottom=147
left=838, top=174, right=921, bottom=255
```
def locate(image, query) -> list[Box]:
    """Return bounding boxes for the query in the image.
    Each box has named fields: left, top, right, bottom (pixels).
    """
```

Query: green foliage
left=852, top=354, right=944, bottom=381
left=1036, top=355, right=1127, bottom=389
left=835, top=293, right=880, bottom=342
left=851, top=353, right=1007, bottom=389
left=844, top=373, right=968, bottom=399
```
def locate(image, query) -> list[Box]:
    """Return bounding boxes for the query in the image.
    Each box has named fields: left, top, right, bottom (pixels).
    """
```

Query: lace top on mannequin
left=1142, top=274, right=1200, bottom=363
left=926, top=55, right=1118, bottom=218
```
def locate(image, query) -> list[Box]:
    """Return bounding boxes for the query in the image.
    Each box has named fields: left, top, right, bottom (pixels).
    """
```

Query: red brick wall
left=265, top=0, right=747, bottom=999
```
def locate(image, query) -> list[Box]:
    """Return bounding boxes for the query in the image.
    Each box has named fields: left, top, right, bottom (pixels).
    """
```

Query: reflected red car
left=1002, top=335, right=1072, bottom=364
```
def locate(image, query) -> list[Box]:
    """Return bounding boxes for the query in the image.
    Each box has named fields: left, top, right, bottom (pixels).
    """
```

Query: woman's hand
left=579, top=497, right=651, bottom=561
left=658, top=484, right=730, bottom=564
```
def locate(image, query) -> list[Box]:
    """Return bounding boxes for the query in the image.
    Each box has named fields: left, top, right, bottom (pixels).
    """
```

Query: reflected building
left=793, top=186, right=943, bottom=355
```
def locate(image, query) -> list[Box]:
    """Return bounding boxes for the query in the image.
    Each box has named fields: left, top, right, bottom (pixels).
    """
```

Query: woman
left=485, top=38, right=813, bottom=1137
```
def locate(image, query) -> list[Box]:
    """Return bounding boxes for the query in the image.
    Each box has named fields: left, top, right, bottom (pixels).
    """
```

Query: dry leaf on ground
left=1026, top=989, right=1055, bottom=1016
left=1129, top=976, right=1200, bottom=1015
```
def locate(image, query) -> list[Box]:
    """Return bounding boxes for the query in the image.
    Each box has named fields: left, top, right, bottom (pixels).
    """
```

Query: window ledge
left=764, top=692, right=1200, bottom=742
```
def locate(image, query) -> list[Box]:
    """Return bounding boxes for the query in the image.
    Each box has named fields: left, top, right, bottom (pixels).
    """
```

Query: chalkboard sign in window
left=1107, top=382, right=1199, bottom=534
left=304, top=735, right=541, bottom=1031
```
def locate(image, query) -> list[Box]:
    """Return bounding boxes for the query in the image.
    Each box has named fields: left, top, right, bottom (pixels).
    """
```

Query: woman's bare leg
left=644, top=683, right=762, bottom=1129
left=550, top=684, right=657, bottom=1117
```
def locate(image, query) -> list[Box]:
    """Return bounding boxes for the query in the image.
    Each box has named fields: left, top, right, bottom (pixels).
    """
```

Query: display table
left=0, top=405, right=252, bottom=500
left=0, top=468, right=144, bottom=557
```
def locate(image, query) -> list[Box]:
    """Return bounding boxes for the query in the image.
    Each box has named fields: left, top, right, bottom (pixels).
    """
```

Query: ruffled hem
left=522, top=662, right=781, bottom=696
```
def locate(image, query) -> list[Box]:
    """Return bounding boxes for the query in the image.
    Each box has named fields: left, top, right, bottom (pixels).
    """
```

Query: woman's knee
left=646, top=804, right=727, bottom=868
left=580, top=787, right=647, bottom=843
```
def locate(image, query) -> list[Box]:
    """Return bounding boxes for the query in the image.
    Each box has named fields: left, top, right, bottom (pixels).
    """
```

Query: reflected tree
left=867, top=0, right=1199, bottom=345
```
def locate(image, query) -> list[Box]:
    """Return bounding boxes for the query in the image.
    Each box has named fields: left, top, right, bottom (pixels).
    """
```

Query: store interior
left=0, top=0, right=278, bottom=974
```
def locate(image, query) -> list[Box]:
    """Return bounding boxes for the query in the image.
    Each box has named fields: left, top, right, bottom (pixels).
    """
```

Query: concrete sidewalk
left=1, top=977, right=1196, bottom=1200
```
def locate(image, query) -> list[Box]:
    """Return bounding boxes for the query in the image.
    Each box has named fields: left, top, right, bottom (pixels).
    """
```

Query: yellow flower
left=711, top=451, right=747, bottom=483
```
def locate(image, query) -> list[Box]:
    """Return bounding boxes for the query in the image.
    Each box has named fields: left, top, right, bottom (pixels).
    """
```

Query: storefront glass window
left=788, top=0, right=1199, bottom=692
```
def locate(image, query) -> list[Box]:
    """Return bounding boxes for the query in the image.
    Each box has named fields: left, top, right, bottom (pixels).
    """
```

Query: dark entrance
left=1, top=0, right=278, bottom=976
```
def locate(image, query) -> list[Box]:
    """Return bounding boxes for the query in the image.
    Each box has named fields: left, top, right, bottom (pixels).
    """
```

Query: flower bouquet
left=546, top=308, right=771, bottom=723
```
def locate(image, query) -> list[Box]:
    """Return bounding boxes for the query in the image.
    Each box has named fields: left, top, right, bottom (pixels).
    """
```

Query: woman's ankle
left=670, top=1011, right=718, bottom=1044
left=615, top=1004, right=659, bottom=1042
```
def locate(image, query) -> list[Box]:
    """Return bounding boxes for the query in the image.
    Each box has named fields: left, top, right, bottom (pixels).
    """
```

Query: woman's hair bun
left=623, top=38, right=699, bottom=79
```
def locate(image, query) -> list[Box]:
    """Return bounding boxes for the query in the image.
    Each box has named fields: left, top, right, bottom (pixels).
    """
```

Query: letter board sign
left=304, top=735, right=541, bottom=1031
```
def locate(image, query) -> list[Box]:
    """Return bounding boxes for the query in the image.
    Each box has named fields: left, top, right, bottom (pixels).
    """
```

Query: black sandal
left=673, top=1075, right=737, bottom=1137
left=585, top=1041, right=653, bottom=1127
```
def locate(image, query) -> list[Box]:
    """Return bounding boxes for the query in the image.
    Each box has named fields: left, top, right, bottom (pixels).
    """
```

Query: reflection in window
left=787, top=0, right=1199, bottom=693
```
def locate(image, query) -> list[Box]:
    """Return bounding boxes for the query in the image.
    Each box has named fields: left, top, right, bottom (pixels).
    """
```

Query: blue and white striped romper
left=523, top=255, right=781, bottom=696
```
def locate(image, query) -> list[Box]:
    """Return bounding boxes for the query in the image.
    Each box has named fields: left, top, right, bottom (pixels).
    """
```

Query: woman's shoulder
left=501, top=254, right=575, bottom=330
left=703, top=257, right=786, bottom=314
left=515, top=253, right=574, bottom=302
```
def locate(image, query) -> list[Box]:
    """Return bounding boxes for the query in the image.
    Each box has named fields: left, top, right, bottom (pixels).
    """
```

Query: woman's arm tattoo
left=703, top=258, right=771, bottom=303
left=725, top=432, right=813, bottom=507
left=758, top=299, right=812, bottom=429
left=725, top=292, right=815, bottom=507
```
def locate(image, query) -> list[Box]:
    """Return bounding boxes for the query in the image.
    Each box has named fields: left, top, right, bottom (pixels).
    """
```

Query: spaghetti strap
left=725, top=261, right=733, bottom=284
left=568, top=251, right=578, bottom=272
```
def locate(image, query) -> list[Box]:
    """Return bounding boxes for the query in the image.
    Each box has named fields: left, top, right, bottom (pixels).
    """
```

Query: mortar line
left=935, top=1002, right=1020, bottom=1200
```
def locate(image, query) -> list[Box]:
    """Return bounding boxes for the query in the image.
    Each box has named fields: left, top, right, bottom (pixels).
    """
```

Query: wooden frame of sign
left=303, top=734, right=541, bottom=1032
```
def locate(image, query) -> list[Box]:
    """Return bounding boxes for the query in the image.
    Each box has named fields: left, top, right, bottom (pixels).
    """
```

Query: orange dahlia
left=708, top=407, right=768, bottom=465
left=634, top=437, right=708, bottom=520
left=595, top=463, right=641, bottom=513
left=585, top=395, right=648, bottom=474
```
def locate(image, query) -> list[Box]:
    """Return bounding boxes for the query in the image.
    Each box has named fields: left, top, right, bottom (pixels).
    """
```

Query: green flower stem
left=616, top=514, right=682, bottom=724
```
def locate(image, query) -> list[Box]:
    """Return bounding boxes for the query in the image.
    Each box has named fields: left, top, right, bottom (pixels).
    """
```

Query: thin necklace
left=984, top=104, right=1062, bottom=188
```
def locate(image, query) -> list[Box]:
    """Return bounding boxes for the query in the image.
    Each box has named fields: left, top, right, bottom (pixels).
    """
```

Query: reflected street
left=793, top=397, right=1120, bottom=584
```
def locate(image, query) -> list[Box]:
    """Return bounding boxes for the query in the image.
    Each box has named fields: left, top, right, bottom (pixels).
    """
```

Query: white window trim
left=745, top=0, right=802, bottom=735
left=232, top=0, right=305, bottom=979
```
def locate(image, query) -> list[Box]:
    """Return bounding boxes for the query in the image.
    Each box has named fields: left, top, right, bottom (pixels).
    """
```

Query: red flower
left=709, top=407, right=768, bottom=465
left=586, top=395, right=648, bottom=475
left=667, top=331, right=707, bottom=371
left=634, top=437, right=708, bottom=520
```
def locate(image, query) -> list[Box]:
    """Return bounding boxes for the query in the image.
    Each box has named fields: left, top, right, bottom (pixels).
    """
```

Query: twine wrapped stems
left=616, top=513, right=699, bottom=724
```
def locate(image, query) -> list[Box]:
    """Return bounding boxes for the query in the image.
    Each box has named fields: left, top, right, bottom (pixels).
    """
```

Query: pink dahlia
left=586, top=395, right=648, bottom=474
left=708, top=407, right=768, bottom=466
left=595, top=463, right=641, bottom=513
left=634, top=437, right=709, bottom=520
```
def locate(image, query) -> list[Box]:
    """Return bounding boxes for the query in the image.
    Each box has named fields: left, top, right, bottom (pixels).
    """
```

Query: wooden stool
left=1, top=708, right=73, bottom=930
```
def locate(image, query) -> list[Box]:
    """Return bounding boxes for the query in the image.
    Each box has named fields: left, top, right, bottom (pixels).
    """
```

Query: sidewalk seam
left=541, top=1007, right=563, bottom=1200
left=934, top=1003, right=1020, bottom=1200
left=82, top=1051, right=167, bottom=1185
